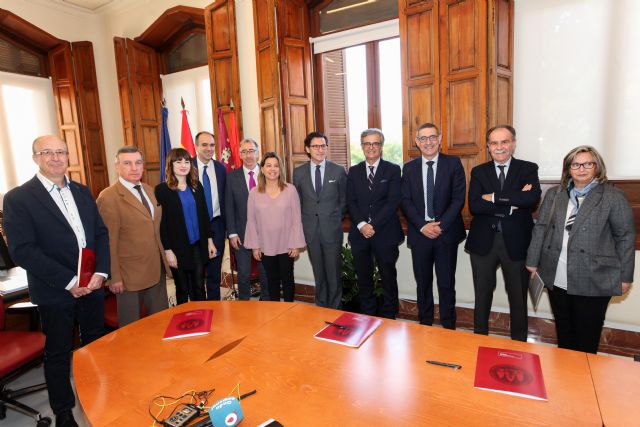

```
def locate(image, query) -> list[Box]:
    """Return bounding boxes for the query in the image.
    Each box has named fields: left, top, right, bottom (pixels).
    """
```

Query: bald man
left=4, top=135, right=110, bottom=427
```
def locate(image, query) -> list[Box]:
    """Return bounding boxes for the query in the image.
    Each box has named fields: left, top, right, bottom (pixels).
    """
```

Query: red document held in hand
left=474, top=346, right=547, bottom=401
left=314, top=312, right=382, bottom=348
left=163, top=309, right=213, bottom=340
left=77, top=247, right=96, bottom=287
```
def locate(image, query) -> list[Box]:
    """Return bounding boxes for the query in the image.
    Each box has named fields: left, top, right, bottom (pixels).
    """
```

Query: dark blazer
left=225, top=167, right=251, bottom=241
left=401, top=154, right=466, bottom=247
left=347, top=159, right=404, bottom=246
left=4, top=176, right=109, bottom=305
left=192, top=157, right=227, bottom=226
left=465, top=158, right=541, bottom=260
left=155, top=182, right=212, bottom=270
left=293, top=160, right=347, bottom=245
left=526, top=183, right=635, bottom=296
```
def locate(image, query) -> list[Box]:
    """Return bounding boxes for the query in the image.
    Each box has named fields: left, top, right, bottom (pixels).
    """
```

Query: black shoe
left=55, top=410, right=78, bottom=427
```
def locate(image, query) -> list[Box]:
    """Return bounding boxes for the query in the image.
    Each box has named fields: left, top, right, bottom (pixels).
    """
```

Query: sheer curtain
left=0, top=71, right=58, bottom=194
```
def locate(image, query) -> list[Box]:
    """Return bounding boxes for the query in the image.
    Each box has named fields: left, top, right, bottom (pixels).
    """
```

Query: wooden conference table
left=74, top=302, right=611, bottom=426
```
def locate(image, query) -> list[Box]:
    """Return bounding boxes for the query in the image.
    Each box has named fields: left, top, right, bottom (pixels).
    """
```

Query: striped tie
left=368, top=166, right=375, bottom=191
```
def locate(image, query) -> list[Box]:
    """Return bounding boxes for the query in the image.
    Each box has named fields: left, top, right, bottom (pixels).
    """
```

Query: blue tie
left=202, top=165, right=213, bottom=220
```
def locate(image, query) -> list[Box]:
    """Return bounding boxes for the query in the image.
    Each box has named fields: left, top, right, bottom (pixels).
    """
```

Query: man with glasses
left=4, top=135, right=110, bottom=427
left=401, top=123, right=466, bottom=329
left=293, top=132, right=347, bottom=308
left=465, top=125, right=541, bottom=341
left=225, top=138, right=269, bottom=300
left=192, top=131, right=226, bottom=300
left=97, top=146, right=169, bottom=326
left=347, top=128, right=404, bottom=319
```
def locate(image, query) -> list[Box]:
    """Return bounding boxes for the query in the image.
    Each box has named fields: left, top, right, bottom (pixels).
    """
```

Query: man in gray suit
left=225, top=138, right=269, bottom=300
left=293, top=131, right=348, bottom=308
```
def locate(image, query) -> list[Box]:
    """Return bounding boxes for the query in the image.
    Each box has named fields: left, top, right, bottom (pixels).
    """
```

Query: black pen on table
left=426, top=360, right=462, bottom=370
left=324, top=321, right=347, bottom=329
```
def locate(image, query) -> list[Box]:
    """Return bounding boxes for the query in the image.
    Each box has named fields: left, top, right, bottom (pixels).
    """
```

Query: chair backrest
left=0, top=295, right=5, bottom=330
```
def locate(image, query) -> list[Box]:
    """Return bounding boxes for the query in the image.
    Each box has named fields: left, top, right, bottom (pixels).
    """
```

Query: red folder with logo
left=77, top=247, right=96, bottom=288
left=314, top=312, right=382, bottom=348
left=474, top=346, right=547, bottom=400
left=163, top=309, right=213, bottom=340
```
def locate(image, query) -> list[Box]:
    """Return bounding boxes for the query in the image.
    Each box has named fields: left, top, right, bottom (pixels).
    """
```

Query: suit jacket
left=465, top=158, right=541, bottom=260
left=97, top=181, right=169, bottom=291
left=293, top=160, right=347, bottom=245
left=401, top=154, right=466, bottom=247
left=192, top=157, right=227, bottom=229
left=347, top=159, right=404, bottom=246
left=4, top=176, right=109, bottom=305
left=155, top=182, right=212, bottom=270
left=526, top=183, right=635, bottom=296
left=225, top=168, right=251, bottom=241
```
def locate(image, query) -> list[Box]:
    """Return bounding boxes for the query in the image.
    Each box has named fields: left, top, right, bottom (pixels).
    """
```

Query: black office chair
left=0, top=295, right=51, bottom=426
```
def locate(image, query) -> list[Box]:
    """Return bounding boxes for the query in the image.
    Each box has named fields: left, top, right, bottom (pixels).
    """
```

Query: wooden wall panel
left=114, top=37, right=135, bottom=147
left=278, top=0, right=314, bottom=178
left=71, top=41, right=109, bottom=197
left=400, top=0, right=440, bottom=161
left=48, top=42, right=86, bottom=185
left=205, top=0, right=243, bottom=159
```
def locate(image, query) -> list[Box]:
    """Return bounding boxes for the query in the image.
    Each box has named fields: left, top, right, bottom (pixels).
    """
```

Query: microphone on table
left=208, top=390, right=256, bottom=426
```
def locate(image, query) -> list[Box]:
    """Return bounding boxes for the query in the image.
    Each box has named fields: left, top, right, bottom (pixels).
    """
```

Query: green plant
left=341, top=243, right=383, bottom=305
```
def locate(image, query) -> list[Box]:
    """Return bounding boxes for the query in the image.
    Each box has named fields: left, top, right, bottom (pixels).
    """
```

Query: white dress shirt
left=196, top=157, right=221, bottom=218
left=422, top=153, right=439, bottom=221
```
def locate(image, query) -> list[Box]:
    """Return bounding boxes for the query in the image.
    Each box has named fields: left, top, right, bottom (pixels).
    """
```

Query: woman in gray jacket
left=526, top=145, right=635, bottom=353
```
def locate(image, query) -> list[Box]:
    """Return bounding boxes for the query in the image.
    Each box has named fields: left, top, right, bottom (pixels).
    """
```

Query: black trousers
left=548, top=286, right=611, bottom=353
left=410, top=238, right=459, bottom=329
left=205, top=216, right=225, bottom=300
left=262, top=253, right=295, bottom=302
left=470, top=233, right=529, bottom=341
left=37, top=291, right=104, bottom=415
left=352, top=239, right=400, bottom=319
left=171, top=243, right=206, bottom=305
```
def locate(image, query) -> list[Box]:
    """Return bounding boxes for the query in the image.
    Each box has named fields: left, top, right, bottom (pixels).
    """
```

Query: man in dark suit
left=347, top=128, right=404, bottom=319
left=193, top=131, right=227, bottom=300
left=293, top=131, right=347, bottom=309
left=4, top=135, right=109, bottom=427
left=225, top=138, right=269, bottom=300
left=401, top=123, right=466, bottom=329
left=465, top=125, right=541, bottom=341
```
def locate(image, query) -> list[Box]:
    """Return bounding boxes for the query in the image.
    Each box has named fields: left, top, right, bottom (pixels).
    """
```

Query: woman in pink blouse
left=244, top=152, right=306, bottom=301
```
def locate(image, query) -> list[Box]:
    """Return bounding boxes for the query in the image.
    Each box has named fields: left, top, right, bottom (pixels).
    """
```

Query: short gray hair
left=360, top=128, right=385, bottom=145
left=240, top=138, right=259, bottom=150
left=115, top=145, right=143, bottom=162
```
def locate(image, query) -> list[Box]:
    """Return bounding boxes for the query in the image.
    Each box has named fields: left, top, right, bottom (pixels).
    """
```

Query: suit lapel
left=485, top=161, right=501, bottom=190
left=502, top=157, right=519, bottom=190
left=117, top=181, right=151, bottom=219
left=69, top=182, right=92, bottom=235
left=27, top=177, right=74, bottom=233
left=571, top=184, right=604, bottom=230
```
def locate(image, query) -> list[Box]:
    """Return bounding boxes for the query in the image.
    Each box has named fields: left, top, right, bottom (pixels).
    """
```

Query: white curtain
left=0, top=71, right=58, bottom=194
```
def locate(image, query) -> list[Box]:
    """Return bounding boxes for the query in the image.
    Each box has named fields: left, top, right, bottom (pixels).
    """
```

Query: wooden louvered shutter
left=319, top=50, right=349, bottom=168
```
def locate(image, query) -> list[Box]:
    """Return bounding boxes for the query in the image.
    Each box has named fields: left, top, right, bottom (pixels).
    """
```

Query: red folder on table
left=474, top=346, right=547, bottom=401
left=314, top=312, right=382, bottom=348
left=163, top=309, right=213, bottom=340
left=77, top=247, right=96, bottom=287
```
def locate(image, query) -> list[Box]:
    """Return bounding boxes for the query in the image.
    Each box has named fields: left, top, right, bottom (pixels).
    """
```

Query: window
left=319, top=36, right=402, bottom=167
left=165, top=31, right=208, bottom=74
left=318, top=0, right=398, bottom=34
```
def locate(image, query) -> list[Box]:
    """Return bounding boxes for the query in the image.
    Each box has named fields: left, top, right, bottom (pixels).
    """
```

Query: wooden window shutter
left=320, top=50, right=349, bottom=168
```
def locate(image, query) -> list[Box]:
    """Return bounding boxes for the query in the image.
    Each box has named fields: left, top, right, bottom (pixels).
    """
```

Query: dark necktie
left=315, top=164, right=322, bottom=196
left=498, top=165, right=506, bottom=190
left=202, top=165, right=213, bottom=220
left=368, top=166, right=375, bottom=191
left=426, top=161, right=435, bottom=219
left=133, top=184, right=151, bottom=216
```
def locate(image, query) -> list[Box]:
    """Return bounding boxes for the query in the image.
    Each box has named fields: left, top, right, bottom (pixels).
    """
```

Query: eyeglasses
left=34, top=150, right=69, bottom=158
left=240, top=149, right=257, bottom=155
left=570, top=162, right=595, bottom=170
left=361, top=141, right=382, bottom=148
left=417, top=135, right=439, bottom=143
left=309, top=144, right=327, bottom=150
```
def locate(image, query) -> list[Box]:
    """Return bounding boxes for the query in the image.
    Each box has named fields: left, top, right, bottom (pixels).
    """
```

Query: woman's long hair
left=257, top=151, right=286, bottom=192
left=165, top=148, right=199, bottom=191
left=559, top=145, right=608, bottom=190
